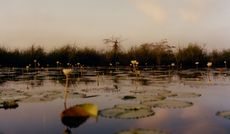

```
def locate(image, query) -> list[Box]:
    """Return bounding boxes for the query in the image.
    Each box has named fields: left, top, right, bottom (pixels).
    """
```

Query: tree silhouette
left=103, top=37, right=123, bottom=65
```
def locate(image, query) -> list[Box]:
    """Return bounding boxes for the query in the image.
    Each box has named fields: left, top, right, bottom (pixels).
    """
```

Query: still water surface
left=0, top=68, right=230, bottom=134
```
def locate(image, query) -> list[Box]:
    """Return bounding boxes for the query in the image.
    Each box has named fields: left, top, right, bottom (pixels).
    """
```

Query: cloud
left=180, top=10, right=199, bottom=23
left=129, top=0, right=168, bottom=22
left=129, top=0, right=217, bottom=23
left=179, top=0, right=216, bottom=23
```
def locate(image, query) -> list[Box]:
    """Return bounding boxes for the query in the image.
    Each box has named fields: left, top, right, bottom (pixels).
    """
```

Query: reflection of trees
left=177, top=70, right=203, bottom=79
left=112, top=76, right=119, bottom=84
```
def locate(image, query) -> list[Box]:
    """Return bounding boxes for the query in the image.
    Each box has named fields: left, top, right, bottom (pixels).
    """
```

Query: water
left=0, top=67, right=230, bottom=134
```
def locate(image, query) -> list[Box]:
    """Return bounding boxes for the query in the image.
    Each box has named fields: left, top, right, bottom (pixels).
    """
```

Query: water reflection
left=1, top=67, right=228, bottom=87
left=1, top=67, right=230, bottom=133
left=61, top=103, right=98, bottom=134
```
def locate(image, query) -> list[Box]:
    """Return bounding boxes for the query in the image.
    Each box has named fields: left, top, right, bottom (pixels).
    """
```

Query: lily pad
left=135, top=95, right=166, bottom=102
left=171, top=92, right=201, bottom=98
left=100, top=104, right=154, bottom=119
left=216, top=111, right=230, bottom=119
left=122, top=96, right=136, bottom=100
left=81, top=86, right=120, bottom=93
left=148, top=90, right=176, bottom=97
left=142, top=99, right=193, bottom=109
left=115, top=128, right=170, bottom=134
left=130, top=89, right=147, bottom=94
left=0, top=100, right=19, bottom=109
left=114, top=104, right=150, bottom=110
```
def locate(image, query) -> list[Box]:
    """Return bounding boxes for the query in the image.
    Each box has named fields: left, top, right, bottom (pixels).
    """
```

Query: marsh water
left=0, top=67, right=230, bottom=134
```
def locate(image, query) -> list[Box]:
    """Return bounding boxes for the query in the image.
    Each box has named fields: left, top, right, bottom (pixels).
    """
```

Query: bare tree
left=103, top=37, right=124, bottom=65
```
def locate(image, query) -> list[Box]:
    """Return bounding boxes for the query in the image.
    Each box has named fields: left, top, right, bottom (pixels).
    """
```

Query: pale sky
left=1, top=0, right=230, bottom=50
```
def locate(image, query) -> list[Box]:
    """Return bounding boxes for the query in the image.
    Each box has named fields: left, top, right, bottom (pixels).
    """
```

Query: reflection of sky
left=133, top=107, right=228, bottom=134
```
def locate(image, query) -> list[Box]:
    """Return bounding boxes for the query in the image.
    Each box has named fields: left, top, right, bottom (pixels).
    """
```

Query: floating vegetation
left=0, top=86, right=87, bottom=103
left=130, top=89, right=147, bottom=94
left=148, top=89, right=172, bottom=95
left=61, top=103, right=98, bottom=128
left=81, top=86, right=120, bottom=93
left=115, top=128, right=170, bottom=134
left=156, top=92, right=177, bottom=98
left=83, top=94, right=99, bottom=98
left=0, top=100, right=19, bottom=109
left=130, top=89, right=172, bottom=96
left=216, top=111, right=230, bottom=119
left=142, top=99, right=193, bottom=109
left=114, top=104, right=150, bottom=110
left=122, top=95, right=136, bottom=100
left=171, top=92, right=201, bottom=98
left=135, top=95, right=166, bottom=102
left=0, top=88, right=29, bottom=101
left=121, top=94, right=166, bottom=102
left=100, top=103, right=154, bottom=119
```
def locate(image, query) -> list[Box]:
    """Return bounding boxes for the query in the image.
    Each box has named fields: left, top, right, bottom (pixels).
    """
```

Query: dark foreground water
left=0, top=67, right=230, bottom=134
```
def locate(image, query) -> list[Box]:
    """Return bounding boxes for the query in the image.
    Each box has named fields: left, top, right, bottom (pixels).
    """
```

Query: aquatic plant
left=142, top=99, right=193, bottom=109
left=114, top=104, right=150, bottom=111
left=81, top=86, right=120, bottom=93
left=62, top=103, right=98, bottom=117
left=115, top=128, right=170, bottom=134
left=207, top=62, right=212, bottom=68
left=122, top=95, right=136, bottom=100
left=170, top=92, right=201, bottom=98
left=216, top=111, right=230, bottom=119
left=63, top=69, right=73, bottom=77
left=61, top=103, right=98, bottom=128
left=122, top=94, right=166, bottom=102
left=0, top=100, right=19, bottom=109
left=100, top=103, right=154, bottom=119
left=130, top=60, right=140, bottom=76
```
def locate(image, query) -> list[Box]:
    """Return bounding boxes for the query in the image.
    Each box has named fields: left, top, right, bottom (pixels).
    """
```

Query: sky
left=0, top=0, right=230, bottom=51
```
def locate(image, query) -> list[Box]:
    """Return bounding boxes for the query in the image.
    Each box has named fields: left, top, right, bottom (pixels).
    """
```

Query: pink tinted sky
left=0, top=0, right=230, bottom=50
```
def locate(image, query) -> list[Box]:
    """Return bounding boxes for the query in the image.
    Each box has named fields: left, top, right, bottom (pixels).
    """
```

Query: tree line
left=0, top=40, right=230, bottom=68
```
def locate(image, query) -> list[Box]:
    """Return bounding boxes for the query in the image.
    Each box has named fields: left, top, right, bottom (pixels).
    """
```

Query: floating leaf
left=145, top=89, right=176, bottom=97
left=81, top=86, right=120, bottom=93
left=122, top=96, right=136, bottom=100
left=121, top=94, right=165, bottom=102
left=131, top=89, right=171, bottom=95
left=147, top=89, right=176, bottom=97
left=171, top=92, right=201, bottom=98
left=61, top=103, right=98, bottom=128
left=135, top=95, right=166, bottom=102
left=0, top=100, right=19, bottom=109
left=115, top=128, right=170, bottom=134
left=216, top=111, right=230, bottom=119
left=142, top=99, right=193, bottom=109
left=130, top=89, right=146, bottom=94
left=114, top=104, right=150, bottom=110
left=100, top=104, right=154, bottom=119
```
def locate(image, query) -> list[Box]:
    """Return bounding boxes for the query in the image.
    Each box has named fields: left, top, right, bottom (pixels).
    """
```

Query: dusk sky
left=1, top=0, right=230, bottom=50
